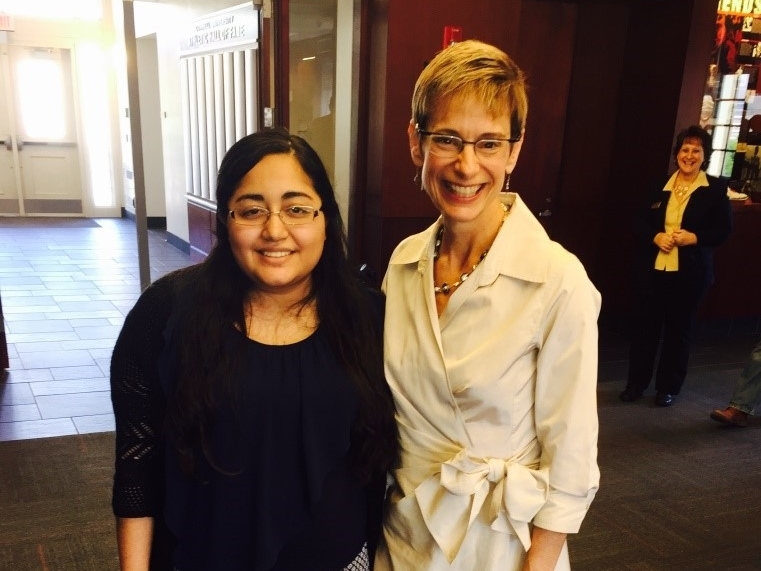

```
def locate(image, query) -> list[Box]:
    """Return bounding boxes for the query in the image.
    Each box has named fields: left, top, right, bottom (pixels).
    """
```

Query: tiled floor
left=0, top=217, right=192, bottom=441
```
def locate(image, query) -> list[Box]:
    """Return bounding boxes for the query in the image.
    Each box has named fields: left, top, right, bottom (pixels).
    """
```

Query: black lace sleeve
left=110, top=273, right=176, bottom=518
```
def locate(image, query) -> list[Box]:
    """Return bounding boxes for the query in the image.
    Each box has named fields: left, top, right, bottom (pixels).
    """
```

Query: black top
left=632, top=173, right=732, bottom=293
left=111, top=269, right=383, bottom=571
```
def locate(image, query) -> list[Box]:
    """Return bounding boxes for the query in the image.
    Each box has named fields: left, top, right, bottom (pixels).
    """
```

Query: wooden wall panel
left=701, top=204, right=761, bottom=320
left=0, top=293, right=8, bottom=370
left=515, top=0, right=578, bottom=235
left=673, top=0, right=718, bottom=154
left=552, top=3, right=629, bottom=277
left=187, top=201, right=215, bottom=262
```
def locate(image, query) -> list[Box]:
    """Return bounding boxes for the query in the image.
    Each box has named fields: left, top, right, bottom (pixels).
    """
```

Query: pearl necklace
left=433, top=203, right=509, bottom=295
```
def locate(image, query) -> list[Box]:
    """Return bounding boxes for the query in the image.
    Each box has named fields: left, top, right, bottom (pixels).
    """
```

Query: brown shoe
left=710, top=407, right=748, bottom=427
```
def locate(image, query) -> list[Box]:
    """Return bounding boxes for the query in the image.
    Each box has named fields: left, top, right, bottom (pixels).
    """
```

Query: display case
left=707, top=72, right=747, bottom=178
left=706, top=10, right=761, bottom=181
left=698, top=9, right=761, bottom=328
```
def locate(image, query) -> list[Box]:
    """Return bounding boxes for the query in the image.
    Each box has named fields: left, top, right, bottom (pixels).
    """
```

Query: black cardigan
left=110, top=266, right=390, bottom=570
left=632, top=173, right=732, bottom=293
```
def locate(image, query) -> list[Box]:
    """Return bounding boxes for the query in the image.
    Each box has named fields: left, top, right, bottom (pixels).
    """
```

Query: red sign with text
left=443, top=26, right=462, bottom=49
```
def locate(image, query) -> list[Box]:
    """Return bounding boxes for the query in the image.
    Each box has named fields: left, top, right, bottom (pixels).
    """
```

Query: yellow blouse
left=654, top=171, right=708, bottom=271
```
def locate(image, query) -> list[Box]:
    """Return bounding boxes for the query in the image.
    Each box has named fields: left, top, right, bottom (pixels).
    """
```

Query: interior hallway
left=0, top=217, right=193, bottom=441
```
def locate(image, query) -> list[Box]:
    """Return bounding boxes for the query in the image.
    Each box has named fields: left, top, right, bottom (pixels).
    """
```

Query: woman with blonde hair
left=377, top=40, right=601, bottom=571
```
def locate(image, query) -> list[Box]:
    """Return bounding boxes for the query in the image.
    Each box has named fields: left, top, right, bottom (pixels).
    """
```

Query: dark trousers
left=627, top=270, right=705, bottom=395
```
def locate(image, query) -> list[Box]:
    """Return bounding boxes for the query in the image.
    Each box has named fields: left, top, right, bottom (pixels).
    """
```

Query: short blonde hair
left=411, top=40, right=528, bottom=140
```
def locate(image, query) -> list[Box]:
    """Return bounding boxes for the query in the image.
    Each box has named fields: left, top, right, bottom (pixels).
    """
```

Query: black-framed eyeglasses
left=416, top=124, right=520, bottom=159
left=228, top=205, right=321, bottom=226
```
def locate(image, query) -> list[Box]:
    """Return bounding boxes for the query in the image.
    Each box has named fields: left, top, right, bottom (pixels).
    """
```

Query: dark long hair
left=165, top=128, right=397, bottom=482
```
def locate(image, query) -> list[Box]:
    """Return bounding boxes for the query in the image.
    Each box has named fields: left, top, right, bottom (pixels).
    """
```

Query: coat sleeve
left=532, top=251, right=602, bottom=533
left=110, top=274, right=176, bottom=518
left=692, top=177, right=732, bottom=247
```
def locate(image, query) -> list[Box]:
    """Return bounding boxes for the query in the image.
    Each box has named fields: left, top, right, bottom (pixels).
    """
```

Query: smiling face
left=676, top=137, right=705, bottom=179
left=409, top=95, right=522, bottom=228
left=226, top=153, right=326, bottom=299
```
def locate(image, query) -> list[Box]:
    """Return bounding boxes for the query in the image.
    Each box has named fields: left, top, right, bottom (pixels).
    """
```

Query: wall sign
left=718, top=0, right=761, bottom=16
left=180, top=2, right=259, bottom=57
left=0, top=12, right=14, bottom=31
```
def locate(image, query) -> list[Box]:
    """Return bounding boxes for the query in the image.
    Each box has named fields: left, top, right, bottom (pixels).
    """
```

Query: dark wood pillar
left=0, top=292, right=9, bottom=370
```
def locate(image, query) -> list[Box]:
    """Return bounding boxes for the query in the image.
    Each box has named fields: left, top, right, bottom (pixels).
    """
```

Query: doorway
left=0, top=44, right=84, bottom=215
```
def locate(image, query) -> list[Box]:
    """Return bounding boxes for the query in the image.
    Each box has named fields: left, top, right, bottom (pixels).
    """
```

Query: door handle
left=3, top=137, right=23, bottom=151
left=18, top=140, right=75, bottom=148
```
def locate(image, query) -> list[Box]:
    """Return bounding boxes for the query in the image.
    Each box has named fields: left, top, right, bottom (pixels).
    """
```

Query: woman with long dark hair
left=110, top=128, right=397, bottom=571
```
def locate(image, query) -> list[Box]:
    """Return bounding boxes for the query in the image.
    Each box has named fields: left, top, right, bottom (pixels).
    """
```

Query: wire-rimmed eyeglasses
left=416, top=124, right=520, bottom=159
left=228, top=205, right=321, bottom=226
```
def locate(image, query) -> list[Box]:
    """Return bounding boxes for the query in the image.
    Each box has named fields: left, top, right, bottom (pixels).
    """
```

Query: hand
left=521, top=526, right=567, bottom=571
left=653, top=232, right=675, bottom=253
left=671, top=229, right=697, bottom=246
left=117, top=517, right=154, bottom=571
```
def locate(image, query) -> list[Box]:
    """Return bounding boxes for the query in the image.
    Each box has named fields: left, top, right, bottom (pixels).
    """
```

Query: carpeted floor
left=0, top=352, right=759, bottom=570
left=0, top=432, right=118, bottom=571
left=570, top=341, right=761, bottom=571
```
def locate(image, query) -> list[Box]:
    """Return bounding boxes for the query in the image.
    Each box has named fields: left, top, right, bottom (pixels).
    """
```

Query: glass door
left=287, top=0, right=356, bottom=228
left=0, top=44, right=83, bottom=215
left=289, top=0, right=337, bottom=183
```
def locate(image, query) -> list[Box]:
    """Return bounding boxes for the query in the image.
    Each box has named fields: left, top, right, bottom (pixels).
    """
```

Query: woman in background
left=621, top=125, right=732, bottom=406
left=110, top=128, right=397, bottom=571
left=378, top=40, right=601, bottom=571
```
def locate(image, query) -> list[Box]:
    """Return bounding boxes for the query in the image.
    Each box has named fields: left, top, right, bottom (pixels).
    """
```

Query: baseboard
left=120, top=208, right=166, bottom=229
left=166, top=231, right=191, bottom=255
left=119, top=208, right=190, bottom=255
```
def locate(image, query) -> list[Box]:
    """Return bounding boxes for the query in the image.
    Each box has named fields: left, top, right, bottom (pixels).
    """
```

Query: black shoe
left=655, top=392, right=674, bottom=407
left=619, top=387, right=643, bottom=402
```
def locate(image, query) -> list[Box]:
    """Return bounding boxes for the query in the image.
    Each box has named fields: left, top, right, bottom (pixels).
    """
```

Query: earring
left=414, top=169, right=424, bottom=191
left=504, top=173, right=511, bottom=191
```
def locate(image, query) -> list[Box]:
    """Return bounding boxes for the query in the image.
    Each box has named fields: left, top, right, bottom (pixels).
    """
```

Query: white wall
left=131, top=0, right=245, bottom=243
left=137, top=35, right=166, bottom=218
left=153, top=7, right=187, bottom=242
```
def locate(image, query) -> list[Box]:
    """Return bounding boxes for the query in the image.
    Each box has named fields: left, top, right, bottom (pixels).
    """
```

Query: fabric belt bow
left=414, top=449, right=548, bottom=563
